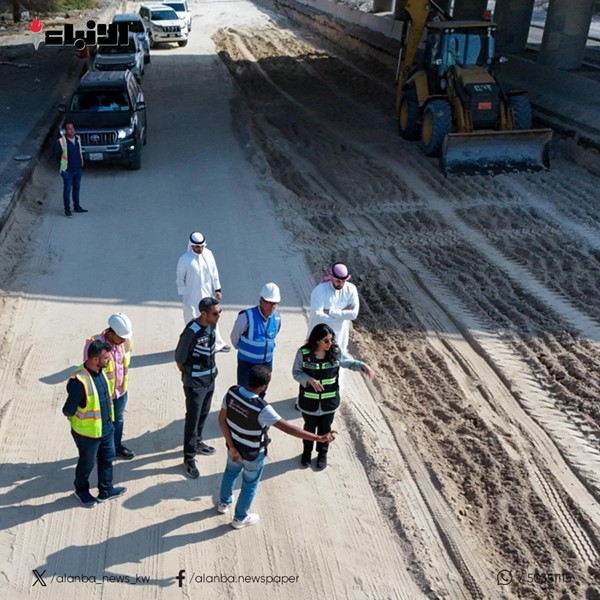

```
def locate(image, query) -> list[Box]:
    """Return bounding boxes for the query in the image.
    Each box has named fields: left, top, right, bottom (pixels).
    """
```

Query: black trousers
left=302, top=412, right=335, bottom=456
left=183, top=382, right=215, bottom=461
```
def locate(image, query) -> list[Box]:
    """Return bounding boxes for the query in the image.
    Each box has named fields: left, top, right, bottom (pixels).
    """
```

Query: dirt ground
left=1, top=0, right=600, bottom=599
left=212, top=6, right=600, bottom=598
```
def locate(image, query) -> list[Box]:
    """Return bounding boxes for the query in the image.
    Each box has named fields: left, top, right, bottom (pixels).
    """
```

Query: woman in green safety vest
left=292, top=323, right=374, bottom=470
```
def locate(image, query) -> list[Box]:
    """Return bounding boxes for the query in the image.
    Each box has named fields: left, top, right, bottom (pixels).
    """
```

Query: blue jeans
left=71, top=424, right=115, bottom=494
left=113, top=392, right=128, bottom=449
left=61, top=169, right=82, bottom=211
left=219, top=452, right=265, bottom=521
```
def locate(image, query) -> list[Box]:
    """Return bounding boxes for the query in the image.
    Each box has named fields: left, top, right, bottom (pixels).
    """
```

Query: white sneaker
left=217, top=495, right=234, bottom=514
left=231, top=513, right=260, bottom=529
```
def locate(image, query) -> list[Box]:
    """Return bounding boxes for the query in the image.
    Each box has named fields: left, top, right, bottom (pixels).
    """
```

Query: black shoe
left=300, top=453, right=311, bottom=468
left=74, top=206, right=88, bottom=213
left=97, top=486, right=127, bottom=502
left=316, top=453, right=328, bottom=470
left=74, top=490, right=98, bottom=508
left=217, top=344, right=231, bottom=353
left=196, top=442, right=216, bottom=456
left=184, top=459, right=200, bottom=479
left=116, top=445, right=135, bottom=460
left=64, top=210, right=73, bottom=218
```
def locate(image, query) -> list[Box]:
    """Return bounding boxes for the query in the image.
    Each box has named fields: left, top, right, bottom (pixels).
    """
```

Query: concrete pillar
left=452, top=0, right=488, bottom=20
left=494, top=0, right=536, bottom=53
left=373, top=0, right=394, bottom=13
left=538, top=0, right=594, bottom=69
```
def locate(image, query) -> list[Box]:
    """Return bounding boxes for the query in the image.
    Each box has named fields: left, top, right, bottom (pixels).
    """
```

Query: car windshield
left=164, top=3, right=186, bottom=10
left=70, top=91, right=131, bottom=112
left=117, top=21, right=144, bottom=33
left=98, top=40, right=137, bottom=54
left=150, top=9, right=178, bottom=20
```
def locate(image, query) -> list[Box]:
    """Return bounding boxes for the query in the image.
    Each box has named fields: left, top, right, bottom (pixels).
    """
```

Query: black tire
left=142, top=124, right=147, bottom=146
left=129, top=145, right=141, bottom=170
left=509, top=94, right=532, bottom=130
left=398, top=89, right=421, bottom=141
left=421, top=99, right=452, bottom=157
left=144, top=53, right=150, bottom=64
left=178, top=40, right=188, bottom=47
left=149, top=35, right=155, bottom=49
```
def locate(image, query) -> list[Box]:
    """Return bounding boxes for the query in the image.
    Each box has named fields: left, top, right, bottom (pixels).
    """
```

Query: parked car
left=111, top=13, right=151, bottom=64
left=139, top=3, right=188, bottom=48
left=58, top=71, right=147, bottom=170
left=93, top=33, right=145, bottom=82
left=161, top=0, right=192, bottom=32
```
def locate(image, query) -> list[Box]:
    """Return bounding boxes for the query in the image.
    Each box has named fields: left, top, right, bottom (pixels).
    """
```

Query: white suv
left=139, top=3, right=188, bottom=48
left=162, top=1, right=192, bottom=32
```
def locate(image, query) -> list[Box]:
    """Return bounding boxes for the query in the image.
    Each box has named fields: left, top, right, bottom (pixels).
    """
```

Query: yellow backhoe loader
left=396, top=0, right=552, bottom=175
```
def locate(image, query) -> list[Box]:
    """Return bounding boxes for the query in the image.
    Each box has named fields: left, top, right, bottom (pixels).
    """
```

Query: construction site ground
left=1, top=1, right=600, bottom=599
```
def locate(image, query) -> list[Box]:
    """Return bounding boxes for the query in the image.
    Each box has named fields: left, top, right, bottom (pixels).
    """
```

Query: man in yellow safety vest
left=53, top=122, right=87, bottom=218
left=63, top=340, right=127, bottom=507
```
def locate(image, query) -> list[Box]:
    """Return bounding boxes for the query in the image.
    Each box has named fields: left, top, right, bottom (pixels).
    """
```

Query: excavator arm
left=395, top=0, right=451, bottom=111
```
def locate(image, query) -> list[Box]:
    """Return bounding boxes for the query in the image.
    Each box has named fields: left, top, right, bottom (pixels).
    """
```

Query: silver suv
left=139, top=3, right=189, bottom=48
left=162, top=1, right=192, bottom=32
left=93, top=34, right=145, bottom=82
left=111, top=13, right=151, bottom=64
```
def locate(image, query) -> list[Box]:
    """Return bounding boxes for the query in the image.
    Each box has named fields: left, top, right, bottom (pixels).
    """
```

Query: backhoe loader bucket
left=441, top=129, right=553, bottom=176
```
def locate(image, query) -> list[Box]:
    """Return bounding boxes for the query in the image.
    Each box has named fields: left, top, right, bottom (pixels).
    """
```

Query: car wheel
left=129, top=145, right=141, bottom=170
left=149, top=35, right=155, bottom=49
left=144, top=53, right=150, bottom=64
left=178, top=40, right=188, bottom=47
left=142, top=124, right=147, bottom=146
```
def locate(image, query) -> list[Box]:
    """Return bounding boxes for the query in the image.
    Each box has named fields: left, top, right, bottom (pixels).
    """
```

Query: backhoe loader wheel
left=398, top=90, right=421, bottom=141
left=421, top=100, right=452, bottom=157
left=509, top=95, right=532, bottom=130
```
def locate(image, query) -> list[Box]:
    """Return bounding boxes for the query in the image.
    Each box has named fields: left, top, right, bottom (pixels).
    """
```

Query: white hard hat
left=260, top=282, right=281, bottom=303
left=108, top=312, right=133, bottom=339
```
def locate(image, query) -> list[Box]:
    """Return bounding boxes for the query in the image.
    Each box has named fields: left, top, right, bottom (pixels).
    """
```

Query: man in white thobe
left=307, top=262, right=359, bottom=355
left=176, top=231, right=230, bottom=352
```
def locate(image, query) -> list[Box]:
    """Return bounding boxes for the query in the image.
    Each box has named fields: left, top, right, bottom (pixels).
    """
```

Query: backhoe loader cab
left=425, top=22, right=495, bottom=79
left=395, top=1, right=552, bottom=175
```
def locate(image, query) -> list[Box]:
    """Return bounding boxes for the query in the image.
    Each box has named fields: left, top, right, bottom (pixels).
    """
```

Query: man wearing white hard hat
left=230, top=283, right=282, bottom=390
left=176, top=232, right=231, bottom=352
left=84, top=313, right=135, bottom=460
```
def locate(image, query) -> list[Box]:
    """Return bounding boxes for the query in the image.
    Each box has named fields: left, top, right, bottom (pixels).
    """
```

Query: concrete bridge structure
left=386, top=0, right=597, bottom=70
